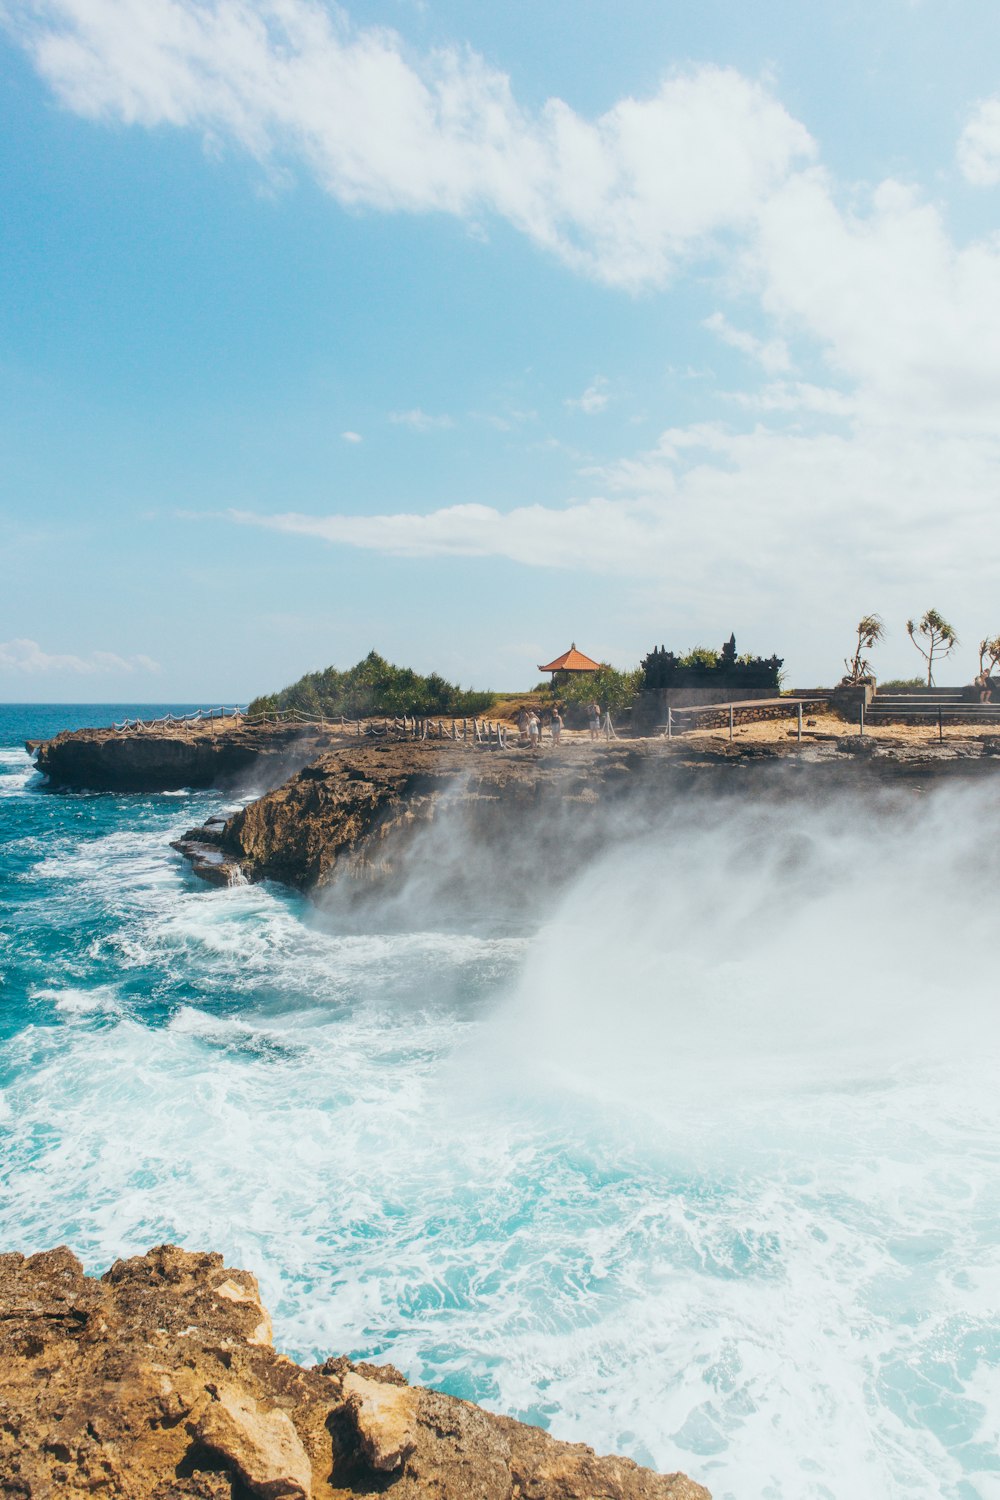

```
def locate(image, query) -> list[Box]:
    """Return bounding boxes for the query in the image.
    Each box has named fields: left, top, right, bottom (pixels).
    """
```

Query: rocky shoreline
left=0, top=1243, right=708, bottom=1499
left=28, top=723, right=1000, bottom=898
left=28, top=720, right=347, bottom=793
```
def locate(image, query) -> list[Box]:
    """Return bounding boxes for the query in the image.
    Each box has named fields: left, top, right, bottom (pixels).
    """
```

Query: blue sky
left=4, top=0, right=1000, bottom=699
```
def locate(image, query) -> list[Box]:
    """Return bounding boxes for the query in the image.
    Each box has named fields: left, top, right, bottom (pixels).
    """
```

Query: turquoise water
left=2, top=704, right=1000, bottom=1499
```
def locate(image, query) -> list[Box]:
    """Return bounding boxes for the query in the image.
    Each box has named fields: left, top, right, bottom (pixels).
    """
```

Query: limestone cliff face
left=0, top=1243, right=709, bottom=1500
left=30, top=723, right=348, bottom=793
left=221, top=742, right=655, bottom=895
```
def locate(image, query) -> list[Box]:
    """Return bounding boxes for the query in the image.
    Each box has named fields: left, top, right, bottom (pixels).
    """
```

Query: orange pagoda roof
left=537, top=643, right=601, bottom=674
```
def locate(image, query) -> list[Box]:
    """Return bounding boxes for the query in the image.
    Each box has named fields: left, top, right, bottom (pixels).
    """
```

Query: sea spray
left=2, top=708, right=999, bottom=1499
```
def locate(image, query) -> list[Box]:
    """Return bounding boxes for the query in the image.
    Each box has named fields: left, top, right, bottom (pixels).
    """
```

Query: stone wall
left=633, top=687, right=778, bottom=731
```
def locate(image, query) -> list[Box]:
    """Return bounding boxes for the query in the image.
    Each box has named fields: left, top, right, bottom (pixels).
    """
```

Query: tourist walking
left=588, top=701, right=601, bottom=740
left=550, top=707, right=563, bottom=744
left=527, top=710, right=540, bottom=749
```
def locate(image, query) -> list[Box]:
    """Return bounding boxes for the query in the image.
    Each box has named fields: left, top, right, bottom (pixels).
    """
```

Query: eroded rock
left=195, top=1387, right=311, bottom=1498
left=339, top=1368, right=418, bottom=1470
left=0, top=1244, right=710, bottom=1500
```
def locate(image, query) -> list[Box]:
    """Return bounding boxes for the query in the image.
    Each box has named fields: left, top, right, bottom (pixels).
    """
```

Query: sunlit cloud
left=703, top=311, right=791, bottom=374
left=958, top=96, right=1000, bottom=185
left=3, top=0, right=814, bottom=290
left=0, top=638, right=161, bottom=674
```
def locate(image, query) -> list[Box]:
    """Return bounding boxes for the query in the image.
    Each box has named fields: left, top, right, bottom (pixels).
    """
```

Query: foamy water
left=1, top=706, right=999, bottom=1499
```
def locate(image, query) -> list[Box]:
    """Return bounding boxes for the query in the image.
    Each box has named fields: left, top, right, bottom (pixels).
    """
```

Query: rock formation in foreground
left=0, top=1243, right=709, bottom=1500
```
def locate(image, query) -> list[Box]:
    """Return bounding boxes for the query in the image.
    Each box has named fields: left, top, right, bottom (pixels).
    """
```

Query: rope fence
left=113, top=706, right=246, bottom=732
left=111, top=705, right=516, bottom=748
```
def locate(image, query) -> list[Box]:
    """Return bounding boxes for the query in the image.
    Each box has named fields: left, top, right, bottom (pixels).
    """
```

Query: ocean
left=1, top=703, right=998, bottom=1499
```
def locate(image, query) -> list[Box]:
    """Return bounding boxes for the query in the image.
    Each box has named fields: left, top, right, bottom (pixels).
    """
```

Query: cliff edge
left=30, top=721, right=353, bottom=793
left=0, top=1243, right=709, bottom=1500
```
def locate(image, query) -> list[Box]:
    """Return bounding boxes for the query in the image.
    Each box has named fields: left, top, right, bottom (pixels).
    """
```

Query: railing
left=355, top=716, right=511, bottom=747
left=663, top=697, right=827, bottom=741
left=111, top=706, right=514, bottom=748
left=113, top=706, right=246, bottom=732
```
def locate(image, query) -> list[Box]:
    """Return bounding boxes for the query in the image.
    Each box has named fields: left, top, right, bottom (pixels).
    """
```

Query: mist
left=4, top=759, right=999, bottom=1500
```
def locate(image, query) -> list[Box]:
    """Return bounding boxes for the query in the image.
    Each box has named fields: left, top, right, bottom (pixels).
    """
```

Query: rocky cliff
left=29, top=721, right=352, bottom=793
left=31, top=722, right=1000, bottom=900
left=195, top=736, right=1000, bottom=898
left=0, top=1243, right=709, bottom=1500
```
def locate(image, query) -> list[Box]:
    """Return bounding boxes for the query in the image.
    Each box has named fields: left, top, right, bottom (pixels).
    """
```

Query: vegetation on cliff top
left=556, top=664, right=643, bottom=714
left=247, top=651, right=497, bottom=720
left=641, top=635, right=785, bottom=691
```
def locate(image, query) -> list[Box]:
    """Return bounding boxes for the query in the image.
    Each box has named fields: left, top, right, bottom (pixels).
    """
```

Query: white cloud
left=340, top=429, right=362, bottom=443
left=389, top=407, right=455, bottom=431
left=704, top=311, right=791, bottom=373
left=750, top=171, right=1000, bottom=426
left=228, top=410, right=1000, bottom=639
left=565, top=377, right=610, bottom=414
left=0, top=638, right=162, bottom=674
left=726, top=381, right=855, bottom=415
left=958, top=97, right=1000, bottom=186
left=4, top=0, right=814, bottom=289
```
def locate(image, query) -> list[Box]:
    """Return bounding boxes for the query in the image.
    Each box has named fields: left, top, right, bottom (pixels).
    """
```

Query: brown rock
left=195, top=1387, right=311, bottom=1498
left=0, top=1244, right=710, bottom=1500
left=339, top=1368, right=417, bottom=1470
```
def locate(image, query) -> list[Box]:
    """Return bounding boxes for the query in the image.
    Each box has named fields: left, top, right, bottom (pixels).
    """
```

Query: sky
left=4, top=0, right=1000, bottom=699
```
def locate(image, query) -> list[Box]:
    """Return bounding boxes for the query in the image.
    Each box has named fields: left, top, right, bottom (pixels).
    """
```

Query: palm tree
left=906, top=610, right=958, bottom=687
left=843, top=614, right=885, bottom=684
left=978, top=636, right=1000, bottom=678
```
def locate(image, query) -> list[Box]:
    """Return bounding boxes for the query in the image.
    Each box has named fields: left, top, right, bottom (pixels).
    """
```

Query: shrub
left=247, top=651, right=497, bottom=720
left=642, top=634, right=784, bottom=690
left=560, top=664, right=643, bottom=715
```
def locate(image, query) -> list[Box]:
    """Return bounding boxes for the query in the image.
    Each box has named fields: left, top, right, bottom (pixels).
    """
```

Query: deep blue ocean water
left=2, top=704, right=999, bottom=1499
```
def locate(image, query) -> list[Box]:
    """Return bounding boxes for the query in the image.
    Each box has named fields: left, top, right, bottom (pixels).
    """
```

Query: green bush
left=876, top=677, right=925, bottom=691
left=247, top=651, right=497, bottom=720
left=559, top=664, right=643, bottom=715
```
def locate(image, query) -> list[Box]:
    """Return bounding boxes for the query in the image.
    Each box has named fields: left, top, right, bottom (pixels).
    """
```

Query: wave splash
left=1, top=741, right=999, bottom=1500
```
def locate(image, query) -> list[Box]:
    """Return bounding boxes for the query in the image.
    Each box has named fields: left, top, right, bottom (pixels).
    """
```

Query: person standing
left=589, top=701, right=601, bottom=740
left=550, top=707, right=563, bottom=744
left=527, top=710, right=540, bottom=749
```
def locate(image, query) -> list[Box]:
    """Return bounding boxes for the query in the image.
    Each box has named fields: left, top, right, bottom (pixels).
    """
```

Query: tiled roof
left=537, top=644, right=601, bottom=673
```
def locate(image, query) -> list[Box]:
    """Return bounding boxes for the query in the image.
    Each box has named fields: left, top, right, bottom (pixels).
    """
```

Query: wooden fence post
left=729, top=705, right=734, bottom=742
left=797, top=702, right=803, bottom=742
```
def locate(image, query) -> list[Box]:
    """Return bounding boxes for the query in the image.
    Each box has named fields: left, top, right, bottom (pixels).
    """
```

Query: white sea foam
left=31, top=984, right=122, bottom=1017
left=2, top=779, right=1000, bottom=1498
left=0, top=747, right=36, bottom=797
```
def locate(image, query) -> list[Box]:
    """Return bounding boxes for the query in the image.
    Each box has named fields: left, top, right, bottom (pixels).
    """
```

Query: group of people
left=517, top=706, right=562, bottom=746
left=515, top=701, right=606, bottom=747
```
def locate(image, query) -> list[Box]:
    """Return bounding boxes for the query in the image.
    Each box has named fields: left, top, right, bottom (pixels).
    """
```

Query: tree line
left=247, top=650, right=497, bottom=720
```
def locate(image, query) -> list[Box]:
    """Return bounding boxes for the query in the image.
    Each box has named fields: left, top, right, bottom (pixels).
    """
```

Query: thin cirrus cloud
left=5, top=0, right=815, bottom=290
left=703, top=311, right=791, bottom=375
left=229, top=408, right=1000, bottom=604
left=565, top=378, right=610, bottom=415
left=0, top=639, right=161, bottom=674
left=389, top=408, right=455, bottom=432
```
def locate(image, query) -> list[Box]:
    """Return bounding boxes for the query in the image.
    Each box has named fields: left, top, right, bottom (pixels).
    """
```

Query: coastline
left=0, top=1243, right=708, bottom=1499
left=28, top=717, right=1000, bottom=898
